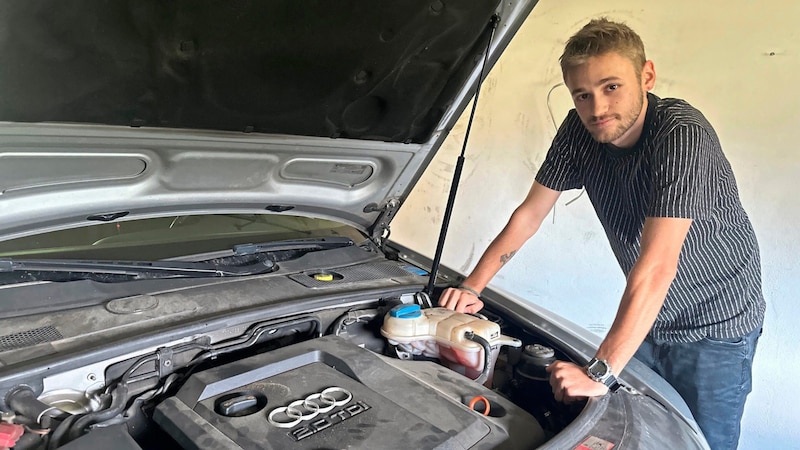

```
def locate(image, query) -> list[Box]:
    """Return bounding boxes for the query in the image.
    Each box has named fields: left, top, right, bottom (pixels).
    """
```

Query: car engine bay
left=0, top=294, right=588, bottom=449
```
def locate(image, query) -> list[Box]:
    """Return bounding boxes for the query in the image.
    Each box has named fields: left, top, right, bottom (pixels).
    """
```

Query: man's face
left=563, top=51, right=653, bottom=147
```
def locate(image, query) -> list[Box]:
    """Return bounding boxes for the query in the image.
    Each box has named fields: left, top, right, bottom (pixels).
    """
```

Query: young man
left=438, top=18, right=765, bottom=450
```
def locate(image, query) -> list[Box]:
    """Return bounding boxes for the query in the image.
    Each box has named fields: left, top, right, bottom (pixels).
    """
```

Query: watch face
left=588, top=359, right=609, bottom=378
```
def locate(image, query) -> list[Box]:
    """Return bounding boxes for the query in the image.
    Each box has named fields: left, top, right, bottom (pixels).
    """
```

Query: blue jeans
left=634, top=327, right=761, bottom=450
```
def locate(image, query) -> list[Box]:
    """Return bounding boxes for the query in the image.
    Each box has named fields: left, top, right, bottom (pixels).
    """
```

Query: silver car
left=0, top=1, right=708, bottom=449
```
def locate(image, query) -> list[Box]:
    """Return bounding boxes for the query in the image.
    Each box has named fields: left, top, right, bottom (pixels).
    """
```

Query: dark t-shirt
left=535, top=93, right=765, bottom=342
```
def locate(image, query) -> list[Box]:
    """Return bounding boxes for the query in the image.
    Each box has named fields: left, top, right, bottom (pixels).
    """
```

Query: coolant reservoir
left=380, top=305, right=522, bottom=382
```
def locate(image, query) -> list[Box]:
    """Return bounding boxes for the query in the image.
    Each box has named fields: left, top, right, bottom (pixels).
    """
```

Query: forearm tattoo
left=500, top=250, right=517, bottom=265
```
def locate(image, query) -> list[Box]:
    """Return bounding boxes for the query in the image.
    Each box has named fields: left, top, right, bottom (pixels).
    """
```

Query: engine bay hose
left=5, top=386, right=63, bottom=427
left=464, top=331, right=492, bottom=386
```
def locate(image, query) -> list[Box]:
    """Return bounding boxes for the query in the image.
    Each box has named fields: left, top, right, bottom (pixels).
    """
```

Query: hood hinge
left=366, top=198, right=401, bottom=246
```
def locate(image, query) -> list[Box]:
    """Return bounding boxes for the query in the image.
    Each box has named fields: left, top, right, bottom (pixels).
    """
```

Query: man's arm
left=438, top=181, right=561, bottom=313
left=547, top=216, right=692, bottom=402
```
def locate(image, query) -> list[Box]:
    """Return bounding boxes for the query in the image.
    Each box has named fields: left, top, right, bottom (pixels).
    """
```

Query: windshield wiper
left=231, top=236, right=355, bottom=256
left=0, top=257, right=277, bottom=283
left=0, top=237, right=355, bottom=285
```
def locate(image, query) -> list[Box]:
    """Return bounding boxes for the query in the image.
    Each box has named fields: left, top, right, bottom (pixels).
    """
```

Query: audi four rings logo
left=267, top=387, right=372, bottom=441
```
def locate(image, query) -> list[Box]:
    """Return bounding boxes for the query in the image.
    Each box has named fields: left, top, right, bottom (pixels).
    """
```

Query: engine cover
left=154, top=335, right=545, bottom=449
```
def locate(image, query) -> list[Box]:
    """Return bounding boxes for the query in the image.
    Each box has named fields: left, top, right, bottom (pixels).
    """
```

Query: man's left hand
left=546, top=360, right=608, bottom=403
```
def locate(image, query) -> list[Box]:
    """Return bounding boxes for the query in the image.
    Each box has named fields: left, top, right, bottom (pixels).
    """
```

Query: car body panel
left=0, top=0, right=538, bottom=242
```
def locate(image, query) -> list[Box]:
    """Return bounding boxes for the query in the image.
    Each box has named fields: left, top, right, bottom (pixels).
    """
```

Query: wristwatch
left=586, top=358, right=621, bottom=392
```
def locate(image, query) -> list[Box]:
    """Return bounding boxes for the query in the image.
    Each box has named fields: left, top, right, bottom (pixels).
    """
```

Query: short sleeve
left=647, top=124, right=715, bottom=219
left=535, top=111, right=584, bottom=191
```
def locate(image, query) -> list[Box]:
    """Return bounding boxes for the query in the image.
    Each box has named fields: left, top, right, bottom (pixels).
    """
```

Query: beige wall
left=393, top=0, right=799, bottom=447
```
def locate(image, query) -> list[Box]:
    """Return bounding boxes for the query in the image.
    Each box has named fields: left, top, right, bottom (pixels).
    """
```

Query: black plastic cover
left=154, top=335, right=545, bottom=449
left=59, top=425, right=143, bottom=450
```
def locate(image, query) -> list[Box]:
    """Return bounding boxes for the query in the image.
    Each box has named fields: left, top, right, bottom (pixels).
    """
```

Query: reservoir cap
left=389, top=304, right=422, bottom=319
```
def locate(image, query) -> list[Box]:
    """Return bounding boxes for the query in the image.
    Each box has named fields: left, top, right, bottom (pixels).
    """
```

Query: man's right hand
left=438, top=286, right=484, bottom=314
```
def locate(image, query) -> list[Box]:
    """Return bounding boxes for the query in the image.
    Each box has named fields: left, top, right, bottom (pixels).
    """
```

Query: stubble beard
left=587, top=90, right=644, bottom=144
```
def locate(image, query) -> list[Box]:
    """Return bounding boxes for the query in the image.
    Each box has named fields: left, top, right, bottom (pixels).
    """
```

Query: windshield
left=0, top=214, right=366, bottom=261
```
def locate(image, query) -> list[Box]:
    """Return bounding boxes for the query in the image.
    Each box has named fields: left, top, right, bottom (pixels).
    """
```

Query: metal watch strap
left=605, top=375, right=621, bottom=393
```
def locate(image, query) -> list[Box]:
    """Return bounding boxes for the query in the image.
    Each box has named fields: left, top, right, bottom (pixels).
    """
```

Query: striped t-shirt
left=535, top=93, right=765, bottom=343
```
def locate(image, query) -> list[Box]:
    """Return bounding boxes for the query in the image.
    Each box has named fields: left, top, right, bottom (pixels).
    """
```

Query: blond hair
left=560, top=18, right=646, bottom=78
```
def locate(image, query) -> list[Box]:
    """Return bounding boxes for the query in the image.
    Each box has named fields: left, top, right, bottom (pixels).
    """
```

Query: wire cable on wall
left=545, top=82, right=585, bottom=221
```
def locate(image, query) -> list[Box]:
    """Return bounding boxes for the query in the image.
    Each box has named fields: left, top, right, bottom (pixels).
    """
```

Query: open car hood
left=0, top=0, right=537, bottom=242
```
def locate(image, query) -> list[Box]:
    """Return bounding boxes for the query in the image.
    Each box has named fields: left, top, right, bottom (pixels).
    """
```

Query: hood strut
left=425, top=15, right=499, bottom=297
